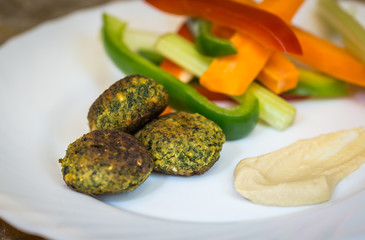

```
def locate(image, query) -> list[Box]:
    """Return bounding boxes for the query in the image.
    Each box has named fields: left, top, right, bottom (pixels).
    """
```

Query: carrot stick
left=175, top=21, right=194, bottom=41
left=291, top=27, right=365, bottom=87
left=160, top=59, right=193, bottom=83
left=159, top=106, right=174, bottom=116
left=200, top=0, right=304, bottom=95
left=257, top=52, right=299, bottom=94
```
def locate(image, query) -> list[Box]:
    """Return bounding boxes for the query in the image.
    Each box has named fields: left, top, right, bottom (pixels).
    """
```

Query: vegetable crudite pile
left=102, top=0, right=365, bottom=142
left=59, top=75, right=225, bottom=194
left=97, top=0, right=365, bottom=206
left=60, top=0, right=365, bottom=206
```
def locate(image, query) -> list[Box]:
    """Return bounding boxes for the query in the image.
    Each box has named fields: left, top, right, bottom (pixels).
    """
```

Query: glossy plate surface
left=0, top=0, right=365, bottom=239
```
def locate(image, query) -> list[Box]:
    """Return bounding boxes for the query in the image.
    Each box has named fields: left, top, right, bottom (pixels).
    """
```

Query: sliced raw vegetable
left=145, top=0, right=302, bottom=54
left=259, top=0, right=305, bottom=23
left=235, top=0, right=365, bottom=88
left=137, top=49, right=163, bottom=65
left=287, top=69, right=349, bottom=97
left=154, top=33, right=295, bottom=130
left=211, top=23, right=235, bottom=39
left=192, top=18, right=238, bottom=57
left=102, top=14, right=259, bottom=140
left=318, top=0, right=365, bottom=64
left=200, top=32, right=271, bottom=96
left=291, top=27, right=365, bottom=87
left=232, top=0, right=305, bottom=23
left=159, top=21, right=194, bottom=83
left=176, top=21, right=195, bottom=41
left=160, top=59, right=193, bottom=83
left=257, top=52, right=299, bottom=94
left=123, top=29, right=160, bottom=52
left=155, top=33, right=212, bottom=77
left=234, top=82, right=296, bottom=130
left=122, top=29, right=163, bottom=65
left=159, top=105, right=174, bottom=116
left=192, top=83, right=235, bottom=102
left=199, top=0, right=304, bottom=96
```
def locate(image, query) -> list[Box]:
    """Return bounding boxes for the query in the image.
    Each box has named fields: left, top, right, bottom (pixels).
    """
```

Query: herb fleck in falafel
left=135, top=112, right=225, bottom=176
left=59, top=129, right=153, bottom=194
left=88, top=74, right=168, bottom=134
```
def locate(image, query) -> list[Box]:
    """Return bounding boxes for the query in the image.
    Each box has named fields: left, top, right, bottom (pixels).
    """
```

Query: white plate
left=1, top=0, right=365, bottom=239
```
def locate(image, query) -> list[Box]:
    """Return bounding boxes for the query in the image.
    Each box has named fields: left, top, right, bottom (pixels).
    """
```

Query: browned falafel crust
left=88, top=74, right=168, bottom=134
left=59, top=129, right=153, bottom=194
left=135, top=112, right=225, bottom=176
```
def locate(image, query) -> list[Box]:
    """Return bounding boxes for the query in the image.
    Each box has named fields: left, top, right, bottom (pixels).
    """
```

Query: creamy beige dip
left=234, top=127, right=365, bottom=206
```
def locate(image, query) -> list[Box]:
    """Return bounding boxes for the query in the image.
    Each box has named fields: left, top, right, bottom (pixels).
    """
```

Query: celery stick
left=123, top=29, right=164, bottom=65
left=154, top=33, right=212, bottom=76
left=137, top=49, right=164, bottom=65
left=318, top=0, right=365, bottom=63
left=123, top=29, right=161, bottom=52
left=155, top=33, right=296, bottom=130
left=234, top=82, right=296, bottom=130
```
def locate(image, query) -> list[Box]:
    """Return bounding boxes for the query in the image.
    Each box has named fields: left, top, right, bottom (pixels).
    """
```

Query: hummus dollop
left=234, top=127, right=365, bottom=206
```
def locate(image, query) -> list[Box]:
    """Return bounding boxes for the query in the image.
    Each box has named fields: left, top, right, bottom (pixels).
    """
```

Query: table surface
left=0, top=1, right=118, bottom=238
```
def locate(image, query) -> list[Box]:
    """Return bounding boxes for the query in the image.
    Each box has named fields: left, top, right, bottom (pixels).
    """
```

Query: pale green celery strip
left=155, top=33, right=296, bottom=130
left=318, top=0, right=365, bottom=64
left=154, top=33, right=212, bottom=76
left=123, top=29, right=161, bottom=52
left=234, top=82, right=296, bottom=130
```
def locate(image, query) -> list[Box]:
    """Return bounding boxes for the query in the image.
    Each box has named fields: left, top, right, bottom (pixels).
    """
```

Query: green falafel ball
left=59, top=129, right=153, bottom=194
left=135, top=112, right=226, bottom=176
left=88, top=74, right=168, bottom=134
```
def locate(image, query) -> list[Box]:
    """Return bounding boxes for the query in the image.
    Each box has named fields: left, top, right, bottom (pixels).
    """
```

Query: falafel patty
left=88, top=74, right=168, bottom=134
left=59, top=129, right=153, bottom=194
left=135, top=112, right=225, bottom=176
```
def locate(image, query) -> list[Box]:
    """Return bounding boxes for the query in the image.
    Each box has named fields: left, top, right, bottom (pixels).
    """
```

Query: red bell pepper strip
left=144, top=0, right=302, bottom=54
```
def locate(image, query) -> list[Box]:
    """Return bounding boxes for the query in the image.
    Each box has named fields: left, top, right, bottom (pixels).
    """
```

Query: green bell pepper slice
left=137, top=49, right=164, bottom=65
left=101, top=14, right=259, bottom=140
left=287, top=69, right=349, bottom=97
left=188, top=18, right=237, bottom=57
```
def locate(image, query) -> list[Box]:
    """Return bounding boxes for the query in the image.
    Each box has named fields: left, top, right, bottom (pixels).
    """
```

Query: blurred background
left=0, top=0, right=120, bottom=45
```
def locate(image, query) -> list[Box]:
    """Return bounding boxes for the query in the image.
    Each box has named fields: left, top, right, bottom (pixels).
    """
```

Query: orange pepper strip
left=200, top=33, right=271, bottom=96
left=200, top=0, right=303, bottom=96
left=238, top=0, right=365, bottom=87
left=291, top=27, right=365, bottom=87
left=253, top=0, right=303, bottom=94
left=259, top=0, right=304, bottom=22
left=145, top=0, right=301, bottom=54
left=257, top=52, right=299, bottom=94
